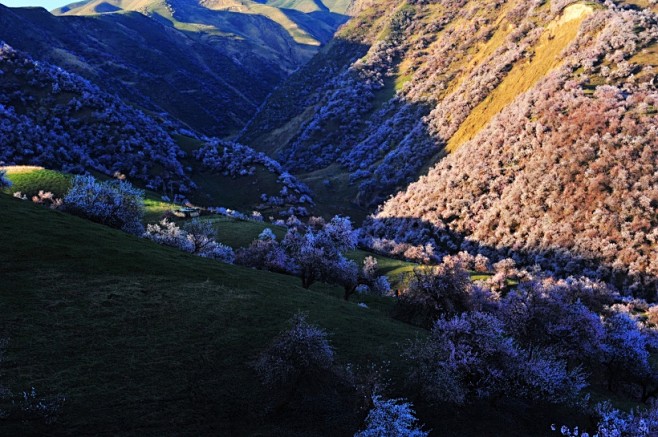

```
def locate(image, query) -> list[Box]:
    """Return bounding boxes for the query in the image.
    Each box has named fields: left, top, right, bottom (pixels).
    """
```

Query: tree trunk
left=344, top=285, right=356, bottom=301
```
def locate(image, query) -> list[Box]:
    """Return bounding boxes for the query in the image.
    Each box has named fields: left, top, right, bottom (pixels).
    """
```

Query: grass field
left=2, top=166, right=72, bottom=198
left=0, top=193, right=422, bottom=435
left=0, top=193, right=597, bottom=435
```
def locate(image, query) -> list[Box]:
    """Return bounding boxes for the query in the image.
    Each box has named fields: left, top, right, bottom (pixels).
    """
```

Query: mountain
left=240, top=0, right=657, bottom=204
left=52, top=0, right=350, bottom=73
left=241, top=0, right=658, bottom=291
left=0, top=41, right=314, bottom=214
left=0, top=0, right=350, bottom=136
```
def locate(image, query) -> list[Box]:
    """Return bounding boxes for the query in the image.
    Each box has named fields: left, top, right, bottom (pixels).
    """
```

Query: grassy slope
left=0, top=165, right=443, bottom=289
left=3, top=166, right=72, bottom=198
left=172, top=134, right=288, bottom=215
left=0, top=193, right=422, bottom=435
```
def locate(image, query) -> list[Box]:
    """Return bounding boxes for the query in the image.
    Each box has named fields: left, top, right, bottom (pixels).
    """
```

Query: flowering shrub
left=555, top=402, right=658, bottom=437
left=394, top=257, right=474, bottom=328
left=355, top=395, right=428, bottom=437
left=252, top=313, right=335, bottom=388
left=31, top=191, right=63, bottom=210
left=405, top=311, right=586, bottom=406
left=63, top=175, right=145, bottom=235
left=143, top=219, right=235, bottom=263
left=0, top=168, right=10, bottom=188
left=281, top=216, right=358, bottom=289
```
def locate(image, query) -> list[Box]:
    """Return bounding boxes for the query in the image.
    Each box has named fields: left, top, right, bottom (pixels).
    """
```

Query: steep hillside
left=0, top=0, right=355, bottom=137
left=241, top=0, right=651, bottom=211
left=0, top=41, right=191, bottom=192
left=0, top=43, right=314, bottom=213
left=363, top=2, right=658, bottom=295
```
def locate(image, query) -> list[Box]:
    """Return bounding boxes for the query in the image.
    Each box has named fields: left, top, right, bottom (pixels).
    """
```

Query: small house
left=173, top=207, right=201, bottom=218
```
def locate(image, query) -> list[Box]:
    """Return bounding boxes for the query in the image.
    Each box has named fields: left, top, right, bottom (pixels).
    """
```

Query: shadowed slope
left=0, top=193, right=421, bottom=435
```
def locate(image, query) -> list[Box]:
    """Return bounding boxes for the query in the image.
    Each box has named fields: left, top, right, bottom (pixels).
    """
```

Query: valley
left=2, top=0, right=658, bottom=435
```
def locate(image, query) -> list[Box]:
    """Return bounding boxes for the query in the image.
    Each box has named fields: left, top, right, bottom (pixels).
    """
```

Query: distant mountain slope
left=362, top=2, right=658, bottom=293
left=0, top=41, right=191, bottom=192
left=0, top=0, right=351, bottom=137
left=52, top=0, right=350, bottom=70
left=240, top=0, right=657, bottom=210
left=0, top=4, right=276, bottom=136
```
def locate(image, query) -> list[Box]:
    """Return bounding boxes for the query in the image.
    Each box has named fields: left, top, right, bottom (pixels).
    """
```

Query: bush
left=404, top=312, right=586, bottom=406
left=0, top=168, right=11, bottom=188
left=253, top=313, right=335, bottom=388
left=282, top=215, right=357, bottom=289
left=181, top=219, right=235, bottom=262
left=355, top=395, right=428, bottom=437
left=371, top=276, right=392, bottom=296
left=63, top=175, right=144, bottom=235
left=556, top=401, right=658, bottom=437
left=394, top=257, right=473, bottom=328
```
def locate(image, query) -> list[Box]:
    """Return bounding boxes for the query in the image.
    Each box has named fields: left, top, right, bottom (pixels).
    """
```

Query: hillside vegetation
left=364, top=1, right=658, bottom=294
left=239, top=0, right=658, bottom=294
left=0, top=44, right=318, bottom=215
left=241, top=0, right=656, bottom=211
left=53, top=0, right=349, bottom=74
left=0, top=0, right=351, bottom=137
left=3, top=0, right=658, bottom=434
left=0, top=4, right=275, bottom=136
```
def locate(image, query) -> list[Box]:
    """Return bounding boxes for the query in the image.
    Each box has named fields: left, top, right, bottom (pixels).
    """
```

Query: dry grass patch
left=446, top=3, right=594, bottom=152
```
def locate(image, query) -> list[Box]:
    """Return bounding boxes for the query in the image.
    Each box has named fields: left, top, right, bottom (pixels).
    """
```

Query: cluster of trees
left=392, top=254, right=658, bottom=412
left=193, top=139, right=314, bottom=211
left=0, top=42, right=304, bottom=211
left=251, top=293, right=658, bottom=435
left=0, top=42, right=192, bottom=196
left=236, top=217, right=391, bottom=299
left=63, top=175, right=145, bottom=235
left=34, top=174, right=237, bottom=263
left=143, top=218, right=235, bottom=263
left=278, top=4, right=417, bottom=176
left=243, top=0, right=595, bottom=206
